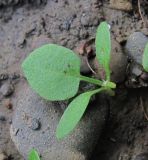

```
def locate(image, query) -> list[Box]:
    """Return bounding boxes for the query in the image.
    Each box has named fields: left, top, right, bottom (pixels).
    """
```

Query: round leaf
left=22, top=44, right=81, bottom=101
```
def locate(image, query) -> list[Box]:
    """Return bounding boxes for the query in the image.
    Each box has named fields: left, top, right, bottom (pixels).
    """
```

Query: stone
left=61, top=15, right=76, bottom=31
left=81, top=12, right=91, bottom=26
left=0, top=82, right=14, bottom=97
left=130, top=64, right=142, bottom=77
left=94, top=37, right=127, bottom=83
left=80, top=12, right=98, bottom=27
left=0, top=115, right=6, bottom=122
left=28, top=118, right=41, bottom=131
left=3, top=99, right=13, bottom=110
left=125, top=32, right=148, bottom=88
left=10, top=83, right=108, bottom=160
left=110, top=0, right=132, bottom=11
left=125, top=32, right=148, bottom=66
left=0, top=73, right=9, bottom=81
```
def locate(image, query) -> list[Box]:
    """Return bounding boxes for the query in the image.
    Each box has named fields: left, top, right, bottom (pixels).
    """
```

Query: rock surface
left=0, top=82, right=14, bottom=97
left=10, top=83, right=108, bottom=160
left=125, top=32, right=148, bottom=65
left=125, top=32, right=148, bottom=88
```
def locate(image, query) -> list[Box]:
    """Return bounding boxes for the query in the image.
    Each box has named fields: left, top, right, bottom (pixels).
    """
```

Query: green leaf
left=28, top=149, right=40, bottom=160
left=143, top=42, right=148, bottom=72
left=95, top=22, right=111, bottom=81
left=22, top=44, right=81, bottom=101
left=56, top=88, right=103, bottom=139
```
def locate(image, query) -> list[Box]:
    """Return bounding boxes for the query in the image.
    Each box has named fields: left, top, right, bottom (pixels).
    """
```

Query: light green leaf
left=22, top=44, right=81, bottom=101
left=95, top=22, right=111, bottom=81
left=143, top=42, right=148, bottom=72
left=28, top=149, right=40, bottom=160
left=56, top=88, right=103, bottom=139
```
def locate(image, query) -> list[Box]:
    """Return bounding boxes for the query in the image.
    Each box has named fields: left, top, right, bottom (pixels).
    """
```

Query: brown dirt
left=0, top=0, right=148, bottom=159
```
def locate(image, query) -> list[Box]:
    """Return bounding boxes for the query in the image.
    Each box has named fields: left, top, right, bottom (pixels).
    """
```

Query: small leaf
left=95, top=22, right=111, bottom=81
left=22, top=44, right=81, bottom=101
left=143, top=42, right=148, bottom=72
left=56, top=88, right=103, bottom=139
left=28, top=149, right=40, bottom=160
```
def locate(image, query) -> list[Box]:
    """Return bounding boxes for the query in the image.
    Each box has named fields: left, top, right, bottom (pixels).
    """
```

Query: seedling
left=28, top=149, right=41, bottom=160
left=22, top=22, right=116, bottom=139
left=143, top=42, right=148, bottom=72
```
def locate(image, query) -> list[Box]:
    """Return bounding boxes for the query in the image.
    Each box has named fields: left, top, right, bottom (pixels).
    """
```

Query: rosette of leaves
left=22, top=22, right=116, bottom=140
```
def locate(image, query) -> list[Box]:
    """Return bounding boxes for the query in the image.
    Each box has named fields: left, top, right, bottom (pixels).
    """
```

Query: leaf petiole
left=79, top=75, right=103, bottom=86
left=79, top=75, right=116, bottom=89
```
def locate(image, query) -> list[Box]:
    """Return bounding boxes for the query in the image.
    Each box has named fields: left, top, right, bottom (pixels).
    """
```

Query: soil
left=0, top=0, right=148, bottom=160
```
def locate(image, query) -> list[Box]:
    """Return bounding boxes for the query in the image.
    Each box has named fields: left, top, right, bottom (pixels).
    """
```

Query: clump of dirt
left=110, top=0, right=133, bottom=11
left=0, top=0, right=148, bottom=160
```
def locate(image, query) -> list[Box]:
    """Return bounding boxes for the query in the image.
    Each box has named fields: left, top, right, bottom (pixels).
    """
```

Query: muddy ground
left=0, top=0, right=148, bottom=160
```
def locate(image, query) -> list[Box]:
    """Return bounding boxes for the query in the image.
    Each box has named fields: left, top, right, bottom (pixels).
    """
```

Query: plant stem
left=79, top=75, right=116, bottom=89
left=102, top=81, right=116, bottom=89
left=79, top=75, right=103, bottom=86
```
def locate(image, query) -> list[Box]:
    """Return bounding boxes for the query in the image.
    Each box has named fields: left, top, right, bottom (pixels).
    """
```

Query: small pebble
left=62, top=20, right=71, bottom=31
left=0, top=82, right=14, bottom=97
left=29, top=118, right=41, bottom=131
left=61, top=15, right=76, bottom=31
left=0, top=73, right=8, bottom=81
left=125, top=32, right=148, bottom=65
left=3, top=99, right=13, bottom=110
left=131, top=65, right=142, bottom=77
left=9, top=73, right=20, bottom=80
left=81, top=12, right=90, bottom=26
left=9, top=119, right=12, bottom=124
left=0, top=115, right=6, bottom=122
